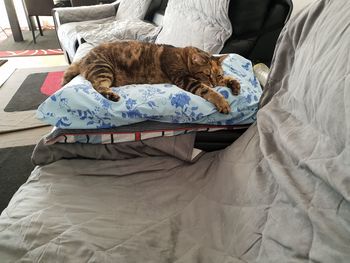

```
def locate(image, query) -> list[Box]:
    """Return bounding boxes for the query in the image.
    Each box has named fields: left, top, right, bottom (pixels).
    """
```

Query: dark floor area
left=0, top=59, right=7, bottom=66
left=0, top=29, right=61, bottom=51
left=0, top=145, right=35, bottom=212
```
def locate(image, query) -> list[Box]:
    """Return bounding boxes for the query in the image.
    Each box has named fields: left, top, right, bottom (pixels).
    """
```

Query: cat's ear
left=192, top=53, right=207, bottom=65
left=215, top=54, right=229, bottom=64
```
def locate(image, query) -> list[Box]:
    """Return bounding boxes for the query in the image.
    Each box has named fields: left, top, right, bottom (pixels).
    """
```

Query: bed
left=0, top=0, right=350, bottom=262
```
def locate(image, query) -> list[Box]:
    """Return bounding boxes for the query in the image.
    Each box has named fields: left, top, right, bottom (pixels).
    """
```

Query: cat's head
left=186, top=47, right=228, bottom=86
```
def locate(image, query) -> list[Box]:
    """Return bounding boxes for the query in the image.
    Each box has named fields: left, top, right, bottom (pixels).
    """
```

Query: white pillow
left=155, top=0, right=232, bottom=53
left=116, top=0, right=152, bottom=20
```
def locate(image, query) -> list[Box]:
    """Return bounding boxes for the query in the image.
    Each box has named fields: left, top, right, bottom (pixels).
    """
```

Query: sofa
left=53, top=0, right=292, bottom=65
left=51, top=0, right=291, bottom=151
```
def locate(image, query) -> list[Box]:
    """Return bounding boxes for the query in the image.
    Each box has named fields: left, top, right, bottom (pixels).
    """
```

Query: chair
left=22, top=0, right=55, bottom=43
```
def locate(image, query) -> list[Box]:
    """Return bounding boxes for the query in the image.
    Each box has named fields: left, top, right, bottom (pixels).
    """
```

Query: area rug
left=0, top=59, right=7, bottom=67
left=0, top=49, right=64, bottom=57
left=4, top=71, right=64, bottom=112
left=0, top=145, right=35, bottom=212
left=0, top=67, right=67, bottom=133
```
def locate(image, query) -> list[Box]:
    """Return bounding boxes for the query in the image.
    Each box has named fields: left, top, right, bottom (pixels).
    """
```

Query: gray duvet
left=0, top=0, right=350, bottom=262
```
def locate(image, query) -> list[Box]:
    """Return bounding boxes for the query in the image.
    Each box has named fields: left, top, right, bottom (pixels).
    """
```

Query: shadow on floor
left=0, top=29, right=61, bottom=51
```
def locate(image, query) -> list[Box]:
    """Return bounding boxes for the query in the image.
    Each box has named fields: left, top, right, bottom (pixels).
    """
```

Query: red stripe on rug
left=0, top=49, right=64, bottom=57
left=40, top=71, right=64, bottom=96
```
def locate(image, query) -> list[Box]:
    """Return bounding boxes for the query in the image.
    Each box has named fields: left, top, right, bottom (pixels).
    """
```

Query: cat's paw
left=227, top=78, right=241, bottom=96
left=103, top=91, right=120, bottom=102
left=216, top=100, right=231, bottom=114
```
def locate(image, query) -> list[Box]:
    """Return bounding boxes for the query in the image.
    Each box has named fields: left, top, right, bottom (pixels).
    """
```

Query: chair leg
left=36, top=16, right=43, bottom=36
left=28, top=17, right=36, bottom=44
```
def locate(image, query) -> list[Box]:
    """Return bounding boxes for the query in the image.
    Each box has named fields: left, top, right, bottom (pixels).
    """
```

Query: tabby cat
left=62, top=40, right=240, bottom=114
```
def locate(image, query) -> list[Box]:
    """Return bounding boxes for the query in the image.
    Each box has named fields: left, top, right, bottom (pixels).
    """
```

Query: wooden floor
left=0, top=54, right=68, bottom=148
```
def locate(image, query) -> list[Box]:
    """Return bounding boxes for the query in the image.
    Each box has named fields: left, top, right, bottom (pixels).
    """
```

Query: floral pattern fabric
left=36, top=54, right=262, bottom=129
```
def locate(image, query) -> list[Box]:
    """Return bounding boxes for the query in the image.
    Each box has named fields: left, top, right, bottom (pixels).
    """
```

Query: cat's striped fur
left=62, top=41, right=240, bottom=113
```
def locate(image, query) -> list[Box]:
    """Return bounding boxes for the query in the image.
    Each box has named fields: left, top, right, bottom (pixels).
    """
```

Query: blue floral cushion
left=36, top=54, right=262, bottom=129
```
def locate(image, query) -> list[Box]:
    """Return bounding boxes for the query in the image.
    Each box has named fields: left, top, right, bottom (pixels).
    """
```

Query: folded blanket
left=76, top=19, right=162, bottom=46
left=32, top=133, right=203, bottom=165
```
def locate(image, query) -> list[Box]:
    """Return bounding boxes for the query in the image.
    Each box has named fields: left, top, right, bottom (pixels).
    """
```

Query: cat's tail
left=62, top=62, right=81, bottom=86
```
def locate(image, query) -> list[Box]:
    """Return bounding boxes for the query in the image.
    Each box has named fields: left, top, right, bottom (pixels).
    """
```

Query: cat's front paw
left=227, top=78, right=241, bottom=96
left=102, top=91, right=120, bottom=102
left=216, top=100, right=231, bottom=114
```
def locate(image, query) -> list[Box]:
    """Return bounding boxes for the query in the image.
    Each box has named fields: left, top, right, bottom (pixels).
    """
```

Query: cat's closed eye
left=203, top=69, right=211, bottom=76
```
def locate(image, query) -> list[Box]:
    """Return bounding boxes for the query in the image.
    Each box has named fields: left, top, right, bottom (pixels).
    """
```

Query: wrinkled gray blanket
left=0, top=0, right=349, bottom=262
